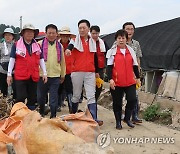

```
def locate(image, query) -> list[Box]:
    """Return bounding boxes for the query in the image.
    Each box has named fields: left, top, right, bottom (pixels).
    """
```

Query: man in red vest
left=65, top=19, right=103, bottom=126
left=57, top=26, right=74, bottom=113
left=90, top=25, right=106, bottom=102
left=7, top=23, right=47, bottom=110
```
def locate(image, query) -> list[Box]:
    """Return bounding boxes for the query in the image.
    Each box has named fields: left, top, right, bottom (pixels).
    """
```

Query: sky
left=0, top=0, right=179, bottom=35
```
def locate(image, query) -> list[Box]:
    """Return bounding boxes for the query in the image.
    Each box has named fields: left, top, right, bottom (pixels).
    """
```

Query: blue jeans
left=37, top=77, right=60, bottom=118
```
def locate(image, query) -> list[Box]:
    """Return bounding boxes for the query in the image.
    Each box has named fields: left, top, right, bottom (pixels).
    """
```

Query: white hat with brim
left=1, top=28, right=17, bottom=37
left=58, top=26, right=72, bottom=35
left=20, top=23, right=39, bottom=37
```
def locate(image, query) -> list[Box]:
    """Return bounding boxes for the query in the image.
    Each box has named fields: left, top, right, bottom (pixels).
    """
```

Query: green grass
left=143, top=104, right=160, bottom=121
left=143, top=103, right=172, bottom=125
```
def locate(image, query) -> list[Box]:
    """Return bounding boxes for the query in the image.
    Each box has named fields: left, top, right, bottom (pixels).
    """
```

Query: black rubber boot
left=50, top=106, right=56, bottom=119
left=39, top=103, right=45, bottom=117
left=72, top=102, right=79, bottom=114
left=44, top=104, right=50, bottom=115
left=88, top=103, right=103, bottom=126
left=132, top=101, right=142, bottom=124
left=124, top=109, right=135, bottom=128
left=67, top=94, right=73, bottom=113
left=114, top=111, right=122, bottom=130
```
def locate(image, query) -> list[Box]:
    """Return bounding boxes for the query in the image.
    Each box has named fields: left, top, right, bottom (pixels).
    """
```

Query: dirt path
left=98, top=105, right=180, bottom=154
left=57, top=102, right=180, bottom=154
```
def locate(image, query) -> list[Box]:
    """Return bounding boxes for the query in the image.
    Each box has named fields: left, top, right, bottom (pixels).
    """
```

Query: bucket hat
left=1, top=28, right=17, bottom=37
left=58, top=26, right=72, bottom=35
left=20, top=23, right=39, bottom=37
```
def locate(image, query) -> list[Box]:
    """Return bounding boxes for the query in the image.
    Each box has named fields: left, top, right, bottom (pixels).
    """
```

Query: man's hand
left=65, top=49, right=71, bottom=56
left=42, top=75, right=48, bottom=83
left=60, top=77, right=65, bottom=84
left=109, top=79, right=115, bottom=90
left=7, top=76, right=12, bottom=86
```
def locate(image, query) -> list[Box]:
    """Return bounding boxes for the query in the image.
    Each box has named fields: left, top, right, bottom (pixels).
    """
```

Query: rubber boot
left=50, top=105, right=57, bottom=119
left=114, top=111, right=122, bottom=130
left=123, top=109, right=135, bottom=128
left=72, top=102, right=79, bottom=114
left=88, top=103, right=103, bottom=126
left=44, top=104, right=50, bottom=115
left=132, top=100, right=142, bottom=124
left=67, top=94, right=73, bottom=113
left=39, top=103, right=45, bottom=117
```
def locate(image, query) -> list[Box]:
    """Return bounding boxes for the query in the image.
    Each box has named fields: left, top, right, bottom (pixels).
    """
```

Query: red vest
left=62, top=41, right=72, bottom=74
left=72, top=38, right=95, bottom=72
left=14, top=50, right=40, bottom=82
left=96, top=41, right=105, bottom=68
left=112, top=47, right=136, bottom=87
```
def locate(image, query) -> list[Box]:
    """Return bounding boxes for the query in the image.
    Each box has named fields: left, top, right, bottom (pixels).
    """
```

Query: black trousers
left=58, top=74, right=73, bottom=95
left=110, top=84, right=137, bottom=112
left=0, top=73, right=16, bottom=98
left=0, top=73, right=8, bottom=96
left=58, top=74, right=73, bottom=107
left=15, top=78, right=37, bottom=107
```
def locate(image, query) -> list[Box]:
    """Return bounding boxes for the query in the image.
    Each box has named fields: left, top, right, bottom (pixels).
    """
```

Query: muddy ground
left=57, top=99, right=180, bottom=154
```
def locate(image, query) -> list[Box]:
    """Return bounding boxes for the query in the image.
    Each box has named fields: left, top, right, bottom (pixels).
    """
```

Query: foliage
left=143, top=103, right=172, bottom=125
left=158, top=109, right=172, bottom=125
left=143, top=104, right=160, bottom=121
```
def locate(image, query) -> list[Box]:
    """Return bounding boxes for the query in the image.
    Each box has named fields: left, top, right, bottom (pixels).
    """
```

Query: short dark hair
left=122, top=22, right=135, bottom=29
left=90, top=25, right=100, bottom=32
left=115, top=29, right=128, bottom=40
left=78, top=19, right=90, bottom=28
left=45, top=24, right=58, bottom=32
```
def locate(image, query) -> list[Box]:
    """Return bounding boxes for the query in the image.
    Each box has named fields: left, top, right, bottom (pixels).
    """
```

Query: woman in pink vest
left=106, top=29, right=141, bottom=129
left=7, top=24, right=47, bottom=110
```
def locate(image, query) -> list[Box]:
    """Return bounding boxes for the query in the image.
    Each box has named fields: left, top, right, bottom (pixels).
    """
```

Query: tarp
left=0, top=103, right=101, bottom=154
left=102, top=17, right=180, bottom=71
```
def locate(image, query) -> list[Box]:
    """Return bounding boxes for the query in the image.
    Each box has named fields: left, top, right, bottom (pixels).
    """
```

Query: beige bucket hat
left=58, top=26, right=72, bottom=35
left=20, top=23, right=39, bottom=37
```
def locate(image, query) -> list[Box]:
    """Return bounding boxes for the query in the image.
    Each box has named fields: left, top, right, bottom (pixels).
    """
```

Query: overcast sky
left=0, top=0, right=179, bottom=35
